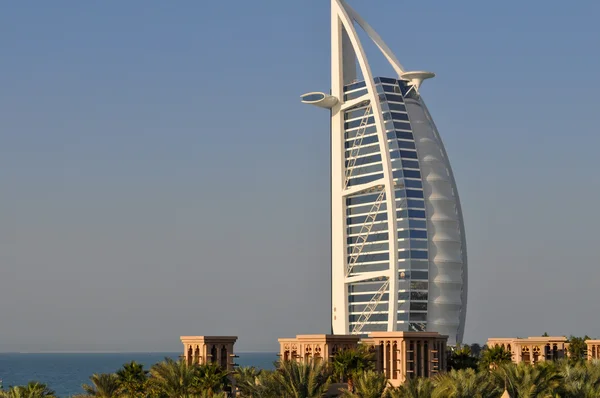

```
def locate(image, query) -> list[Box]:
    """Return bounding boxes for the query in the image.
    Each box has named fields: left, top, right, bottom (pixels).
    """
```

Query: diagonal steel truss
left=346, top=189, right=385, bottom=276
left=351, top=278, right=390, bottom=334
left=344, top=104, right=372, bottom=189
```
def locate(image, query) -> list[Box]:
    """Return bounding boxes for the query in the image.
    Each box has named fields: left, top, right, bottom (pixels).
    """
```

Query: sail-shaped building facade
left=301, top=0, right=468, bottom=345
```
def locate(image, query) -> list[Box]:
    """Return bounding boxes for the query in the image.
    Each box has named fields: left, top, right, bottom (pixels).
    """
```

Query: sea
left=0, top=352, right=278, bottom=397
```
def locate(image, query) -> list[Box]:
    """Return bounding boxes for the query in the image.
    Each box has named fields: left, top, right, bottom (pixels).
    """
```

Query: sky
left=1, top=0, right=599, bottom=353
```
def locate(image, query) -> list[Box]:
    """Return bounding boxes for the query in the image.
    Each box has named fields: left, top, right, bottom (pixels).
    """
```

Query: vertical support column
left=330, top=2, right=349, bottom=335
left=420, top=340, right=425, bottom=377
left=332, top=0, right=399, bottom=333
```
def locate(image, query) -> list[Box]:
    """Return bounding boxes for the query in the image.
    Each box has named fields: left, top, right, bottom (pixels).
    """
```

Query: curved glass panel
left=301, top=93, right=325, bottom=102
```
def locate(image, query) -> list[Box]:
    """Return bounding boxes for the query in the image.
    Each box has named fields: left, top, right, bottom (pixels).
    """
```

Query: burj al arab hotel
left=301, top=0, right=468, bottom=345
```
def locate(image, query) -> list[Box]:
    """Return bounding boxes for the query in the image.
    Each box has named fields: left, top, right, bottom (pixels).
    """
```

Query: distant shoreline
left=0, top=351, right=277, bottom=354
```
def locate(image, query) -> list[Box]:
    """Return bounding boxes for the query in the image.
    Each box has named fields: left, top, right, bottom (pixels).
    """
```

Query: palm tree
left=194, top=363, right=230, bottom=397
left=0, top=382, right=57, bottom=398
left=272, top=360, right=331, bottom=398
left=558, top=360, right=600, bottom=398
left=492, top=362, right=562, bottom=398
left=21, top=382, right=56, bottom=398
left=480, top=346, right=513, bottom=370
left=116, top=361, right=148, bottom=397
left=0, top=387, right=25, bottom=398
left=82, top=373, right=121, bottom=397
left=339, top=370, right=388, bottom=398
left=234, top=366, right=262, bottom=397
left=148, top=358, right=200, bottom=398
left=386, top=377, right=434, bottom=398
left=432, top=368, right=497, bottom=398
left=246, top=370, right=285, bottom=398
left=331, top=346, right=375, bottom=391
left=447, top=345, right=478, bottom=371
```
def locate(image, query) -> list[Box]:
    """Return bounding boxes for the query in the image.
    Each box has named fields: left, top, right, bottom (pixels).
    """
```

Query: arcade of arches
left=486, top=336, right=568, bottom=365
left=278, top=332, right=447, bottom=387
left=180, top=336, right=237, bottom=371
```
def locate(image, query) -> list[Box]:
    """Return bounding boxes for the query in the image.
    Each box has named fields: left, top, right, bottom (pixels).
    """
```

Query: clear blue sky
left=1, top=0, right=599, bottom=352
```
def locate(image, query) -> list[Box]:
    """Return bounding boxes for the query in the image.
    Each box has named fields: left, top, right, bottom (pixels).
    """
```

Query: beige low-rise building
left=364, top=332, right=447, bottom=386
left=278, top=334, right=361, bottom=363
left=486, top=336, right=568, bottom=365
left=181, top=336, right=238, bottom=371
left=279, top=331, right=447, bottom=387
left=586, top=340, right=600, bottom=360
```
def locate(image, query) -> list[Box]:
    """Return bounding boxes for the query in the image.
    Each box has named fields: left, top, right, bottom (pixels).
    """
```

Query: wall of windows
left=344, top=77, right=429, bottom=334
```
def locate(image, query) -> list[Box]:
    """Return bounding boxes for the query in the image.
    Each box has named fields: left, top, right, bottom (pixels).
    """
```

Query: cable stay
left=352, top=278, right=390, bottom=335
left=346, top=189, right=385, bottom=276
left=344, top=104, right=372, bottom=189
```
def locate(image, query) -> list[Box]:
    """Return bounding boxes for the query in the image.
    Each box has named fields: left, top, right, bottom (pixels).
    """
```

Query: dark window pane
left=411, top=291, right=428, bottom=300
left=409, top=220, right=427, bottom=229
left=394, top=121, right=412, bottom=131
left=410, top=302, right=427, bottom=311
left=407, top=199, right=425, bottom=208
left=409, top=230, right=427, bottom=239
left=408, top=209, right=426, bottom=219
left=384, top=94, right=404, bottom=103
left=353, top=252, right=390, bottom=263
left=346, top=134, right=378, bottom=148
left=391, top=112, right=409, bottom=121
left=410, top=250, right=428, bottom=259
left=344, top=81, right=366, bottom=92
left=398, top=230, right=410, bottom=239
left=404, top=170, right=422, bottom=180
left=411, top=281, right=428, bottom=290
left=411, top=271, right=429, bottom=280
left=396, top=131, right=414, bottom=140
left=397, top=140, right=416, bottom=149
left=397, top=313, right=409, bottom=321
left=402, top=160, right=419, bottom=169
left=347, top=173, right=384, bottom=187
left=378, top=77, right=398, bottom=84
left=346, top=192, right=381, bottom=206
left=406, top=189, right=423, bottom=198
left=347, top=233, right=388, bottom=244
left=388, top=103, right=407, bottom=112
left=400, top=150, right=418, bottom=159
left=410, top=313, right=427, bottom=321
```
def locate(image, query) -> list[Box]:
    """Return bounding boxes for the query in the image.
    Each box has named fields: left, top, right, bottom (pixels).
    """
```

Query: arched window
left=211, top=345, right=218, bottom=363
left=221, top=345, right=228, bottom=368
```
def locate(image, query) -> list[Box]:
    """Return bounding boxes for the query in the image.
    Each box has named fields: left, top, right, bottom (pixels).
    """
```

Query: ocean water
left=0, top=352, right=278, bottom=397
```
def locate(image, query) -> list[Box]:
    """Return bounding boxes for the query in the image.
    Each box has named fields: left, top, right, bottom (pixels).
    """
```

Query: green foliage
left=332, top=346, right=375, bottom=383
left=270, top=360, right=332, bottom=398
left=386, top=377, right=434, bottom=398
left=82, top=373, right=120, bottom=397
left=447, top=345, right=478, bottom=371
left=0, top=382, right=57, bottom=398
left=479, top=345, right=513, bottom=371
left=339, top=370, right=388, bottom=398
left=432, top=368, right=497, bottom=398
left=493, top=361, right=562, bottom=398
left=115, top=361, right=149, bottom=397
left=9, top=354, right=600, bottom=398
left=233, top=366, right=262, bottom=397
left=568, top=335, right=590, bottom=364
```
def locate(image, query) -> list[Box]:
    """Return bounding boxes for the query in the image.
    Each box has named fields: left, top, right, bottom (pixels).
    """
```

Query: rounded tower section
left=404, top=97, right=467, bottom=345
